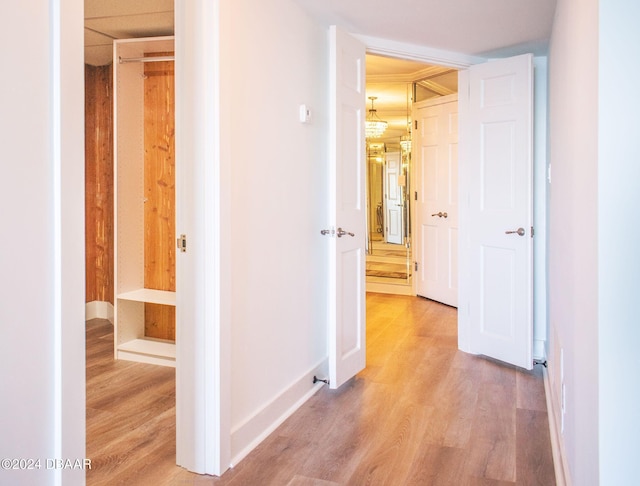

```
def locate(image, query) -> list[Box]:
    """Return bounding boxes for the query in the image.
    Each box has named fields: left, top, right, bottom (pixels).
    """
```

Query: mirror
left=365, top=139, right=412, bottom=283
left=364, top=83, right=413, bottom=288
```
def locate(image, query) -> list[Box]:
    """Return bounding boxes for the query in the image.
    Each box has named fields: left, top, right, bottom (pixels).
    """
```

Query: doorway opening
left=84, top=0, right=178, bottom=479
left=85, top=1, right=226, bottom=475
left=364, top=53, right=458, bottom=302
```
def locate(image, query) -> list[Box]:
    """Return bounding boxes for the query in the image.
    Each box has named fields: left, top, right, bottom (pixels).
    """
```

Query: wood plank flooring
left=87, top=293, right=555, bottom=485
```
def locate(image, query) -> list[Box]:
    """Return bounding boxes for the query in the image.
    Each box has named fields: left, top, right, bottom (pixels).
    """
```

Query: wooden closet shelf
left=117, top=288, right=176, bottom=306
left=117, top=338, right=176, bottom=367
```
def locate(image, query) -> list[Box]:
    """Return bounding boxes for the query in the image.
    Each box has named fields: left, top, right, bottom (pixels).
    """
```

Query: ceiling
left=365, top=55, right=457, bottom=146
left=292, top=0, right=557, bottom=58
left=85, top=0, right=558, bottom=64
left=84, top=0, right=174, bottom=67
left=84, top=0, right=557, bottom=145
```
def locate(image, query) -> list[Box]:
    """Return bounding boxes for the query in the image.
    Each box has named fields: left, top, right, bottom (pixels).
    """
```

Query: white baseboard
left=543, top=366, right=572, bottom=486
left=366, top=281, right=415, bottom=296
left=85, top=301, right=114, bottom=323
left=230, top=358, right=328, bottom=467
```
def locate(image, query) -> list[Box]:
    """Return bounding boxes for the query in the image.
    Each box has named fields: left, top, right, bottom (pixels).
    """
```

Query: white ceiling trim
left=356, top=34, right=486, bottom=69
left=367, top=65, right=453, bottom=84
left=416, top=79, right=456, bottom=96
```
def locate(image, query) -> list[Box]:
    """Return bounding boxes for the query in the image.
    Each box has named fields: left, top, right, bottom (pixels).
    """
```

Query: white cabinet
left=114, top=36, right=176, bottom=367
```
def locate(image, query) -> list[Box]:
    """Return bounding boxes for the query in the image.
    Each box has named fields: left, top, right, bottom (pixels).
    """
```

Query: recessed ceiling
left=84, top=0, right=174, bottom=66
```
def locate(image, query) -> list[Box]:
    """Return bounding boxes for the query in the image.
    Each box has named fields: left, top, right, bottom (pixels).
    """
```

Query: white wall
left=0, top=4, right=56, bottom=481
left=549, top=2, right=640, bottom=482
left=219, top=0, right=329, bottom=464
left=533, top=56, right=549, bottom=359
left=0, top=0, right=86, bottom=485
left=548, top=0, right=600, bottom=483
left=598, top=1, right=640, bottom=484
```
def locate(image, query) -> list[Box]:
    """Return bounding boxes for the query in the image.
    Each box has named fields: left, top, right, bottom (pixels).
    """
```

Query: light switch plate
left=299, top=104, right=312, bottom=124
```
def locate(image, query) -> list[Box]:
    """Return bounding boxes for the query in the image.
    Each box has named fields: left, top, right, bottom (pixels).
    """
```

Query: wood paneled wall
left=85, top=60, right=175, bottom=340
left=85, top=64, right=114, bottom=305
left=143, top=56, right=176, bottom=340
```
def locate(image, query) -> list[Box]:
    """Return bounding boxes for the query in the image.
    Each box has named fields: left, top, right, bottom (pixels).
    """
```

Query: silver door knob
left=505, top=227, right=525, bottom=236
left=431, top=212, right=448, bottom=218
left=336, top=227, right=355, bottom=237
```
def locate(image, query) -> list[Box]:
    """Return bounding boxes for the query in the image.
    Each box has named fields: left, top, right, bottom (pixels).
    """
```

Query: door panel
left=339, top=247, right=364, bottom=357
left=328, top=25, right=366, bottom=389
left=460, top=54, right=533, bottom=370
left=481, top=245, right=516, bottom=338
left=414, top=95, right=458, bottom=307
left=384, top=152, right=404, bottom=244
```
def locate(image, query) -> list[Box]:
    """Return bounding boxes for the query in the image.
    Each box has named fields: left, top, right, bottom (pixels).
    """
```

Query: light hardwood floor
left=87, top=293, right=555, bottom=485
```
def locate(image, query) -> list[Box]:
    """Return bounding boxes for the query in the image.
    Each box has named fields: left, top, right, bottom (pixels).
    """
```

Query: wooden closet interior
left=85, top=36, right=176, bottom=367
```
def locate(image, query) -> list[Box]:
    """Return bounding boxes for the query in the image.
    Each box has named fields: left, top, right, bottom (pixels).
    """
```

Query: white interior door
left=384, top=152, right=404, bottom=245
left=414, top=95, right=459, bottom=307
left=459, top=54, right=533, bottom=370
left=327, top=25, right=367, bottom=389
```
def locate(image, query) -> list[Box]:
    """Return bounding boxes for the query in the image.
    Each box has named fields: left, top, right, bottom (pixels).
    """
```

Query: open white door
left=384, top=152, right=404, bottom=245
left=327, top=26, right=367, bottom=389
left=459, top=54, right=534, bottom=370
left=414, top=95, right=459, bottom=307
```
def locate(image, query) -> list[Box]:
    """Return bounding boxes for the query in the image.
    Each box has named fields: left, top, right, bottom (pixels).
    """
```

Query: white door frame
left=359, top=35, right=481, bottom=301
left=359, top=37, right=483, bottom=302
left=174, top=0, right=229, bottom=475
left=58, top=0, right=230, bottom=479
left=55, top=0, right=86, bottom=482
left=358, top=35, right=485, bottom=70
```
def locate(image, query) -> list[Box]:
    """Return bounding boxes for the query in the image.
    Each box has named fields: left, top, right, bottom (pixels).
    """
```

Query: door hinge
left=177, top=234, right=187, bottom=253
left=414, top=119, right=418, bottom=130
left=414, top=261, right=418, bottom=271
left=414, top=191, right=418, bottom=201
left=531, top=226, right=535, bottom=237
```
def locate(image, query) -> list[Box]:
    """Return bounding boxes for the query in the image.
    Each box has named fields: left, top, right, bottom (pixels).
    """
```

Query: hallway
left=86, top=293, right=555, bottom=485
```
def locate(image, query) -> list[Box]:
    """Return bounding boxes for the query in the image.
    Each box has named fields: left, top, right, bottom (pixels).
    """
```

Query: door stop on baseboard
left=533, top=359, right=548, bottom=368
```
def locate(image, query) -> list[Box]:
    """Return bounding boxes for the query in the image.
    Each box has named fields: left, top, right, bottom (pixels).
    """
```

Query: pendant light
left=365, top=96, right=387, bottom=139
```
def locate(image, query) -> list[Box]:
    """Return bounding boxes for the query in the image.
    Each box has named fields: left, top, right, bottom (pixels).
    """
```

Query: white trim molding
left=229, top=359, right=327, bottom=467
left=174, top=0, right=229, bottom=476
left=55, top=0, right=86, bottom=483
left=543, top=367, right=572, bottom=486
left=85, top=301, right=114, bottom=322
left=356, top=34, right=486, bottom=69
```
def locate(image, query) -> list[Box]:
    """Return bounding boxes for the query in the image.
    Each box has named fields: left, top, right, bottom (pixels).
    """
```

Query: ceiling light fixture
left=365, top=96, right=387, bottom=139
